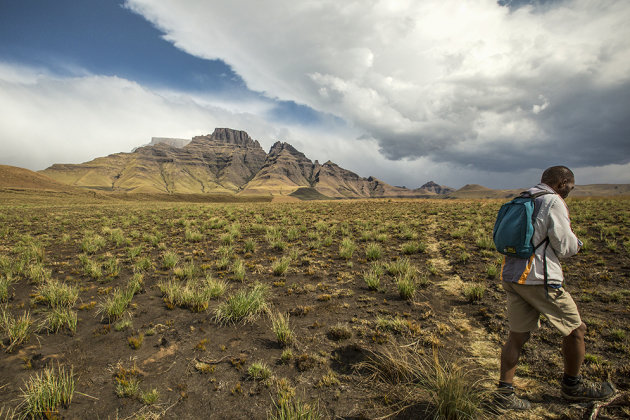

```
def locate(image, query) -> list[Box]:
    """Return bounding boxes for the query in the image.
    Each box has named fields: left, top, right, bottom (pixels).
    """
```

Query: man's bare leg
left=562, top=323, right=586, bottom=377
left=500, top=331, right=531, bottom=384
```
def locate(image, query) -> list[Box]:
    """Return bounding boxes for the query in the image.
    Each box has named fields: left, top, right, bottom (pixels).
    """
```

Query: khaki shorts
left=502, top=282, right=582, bottom=336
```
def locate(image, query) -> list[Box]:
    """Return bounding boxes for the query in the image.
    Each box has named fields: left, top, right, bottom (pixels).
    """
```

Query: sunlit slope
left=0, top=165, right=77, bottom=191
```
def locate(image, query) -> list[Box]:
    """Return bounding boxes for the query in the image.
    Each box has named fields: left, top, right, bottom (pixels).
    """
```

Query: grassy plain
left=0, top=191, right=628, bottom=419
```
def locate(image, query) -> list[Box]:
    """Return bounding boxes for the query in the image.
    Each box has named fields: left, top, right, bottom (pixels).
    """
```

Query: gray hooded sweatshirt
left=500, top=183, right=581, bottom=286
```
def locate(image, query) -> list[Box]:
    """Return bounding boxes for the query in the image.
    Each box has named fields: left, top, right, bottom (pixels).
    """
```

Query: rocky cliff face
left=42, top=128, right=452, bottom=199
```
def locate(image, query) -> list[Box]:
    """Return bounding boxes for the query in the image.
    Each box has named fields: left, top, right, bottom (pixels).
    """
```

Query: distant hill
left=40, top=128, right=452, bottom=199
left=445, top=183, right=630, bottom=199
left=0, top=165, right=78, bottom=192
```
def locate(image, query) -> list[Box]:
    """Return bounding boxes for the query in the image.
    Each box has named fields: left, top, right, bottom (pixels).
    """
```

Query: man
left=496, top=166, right=615, bottom=409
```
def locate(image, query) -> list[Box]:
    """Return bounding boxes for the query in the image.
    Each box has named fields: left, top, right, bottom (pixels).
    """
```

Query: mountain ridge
left=40, top=128, right=450, bottom=199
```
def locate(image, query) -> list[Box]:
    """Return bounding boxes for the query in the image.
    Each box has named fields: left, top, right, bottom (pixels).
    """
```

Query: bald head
left=541, top=166, right=575, bottom=199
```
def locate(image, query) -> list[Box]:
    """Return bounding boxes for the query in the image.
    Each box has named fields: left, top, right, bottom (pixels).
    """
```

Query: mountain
left=40, top=128, right=447, bottom=199
left=0, top=165, right=77, bottom=192
left=444, top=183, right=630, bottom=199
left=42, top=128, right=267, bottom=194
left=420, top=181, right=455, bottom=195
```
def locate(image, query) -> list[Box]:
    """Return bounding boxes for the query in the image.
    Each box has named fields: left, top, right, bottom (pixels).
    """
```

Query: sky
left=1, top=0, right=629, bottom=189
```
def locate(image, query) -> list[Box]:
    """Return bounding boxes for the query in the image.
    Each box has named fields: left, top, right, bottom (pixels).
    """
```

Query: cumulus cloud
left=126, top=0, right=630, bottom=173
left=0, top=64, right=286, bottom=171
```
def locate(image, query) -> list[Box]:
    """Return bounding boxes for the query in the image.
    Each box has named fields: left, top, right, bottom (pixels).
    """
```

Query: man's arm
left=547, top=196, right=581, bottom=258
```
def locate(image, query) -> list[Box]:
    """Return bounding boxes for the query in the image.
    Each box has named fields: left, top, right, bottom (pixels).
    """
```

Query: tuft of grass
left=231, top=258, right=246, bottom=282
left=361, top=346, right=492, bottom=420
left=103, top=257, right=120, bottom=278
left=173, top=261, right=197, bottom=280
left=161, top=251, right=179, bottom=269
left=475, top=235, right=494, bottom=250
left=365, top=242, right=382, bottom=261
left=80, top=233, right=106, bottom=254
left=363, top=268, right=381, bottom=291
left=18, top=364, right=75, bottom=419
left=140, top=388, right=159, bottom=405
left=386, top=258, right=413, bottom=277
left=462, top=283, right=486, bottom=303
left=326, top=323, right=352, bottom=341
left=35, top=280, right=79, bottom=308
left=248, top=361, right=272, bottom=381
left=79, top=254, right=102, bottom=279
left=280, top=348, right=294, bottom=364
left=132, top=256, right=152, bottom=273
left=45, top=307, right=78, bottom=334
left=214, top=283, right=269, bottom=325
left=1, top=309, right=33, bottom=352
left=272, top=257, right=291, bottom=276
left=270, top=311, right=294, bottom=347
left=114, top=365, right=141, bottom=398
left=127, top=245, right=143, bottom=260
left=114, top=318, right=133, bottom=332
left=0, top=274, right=15, bottom=302
left=396, top=272, right=416, bottom=300
left=486, top=264, right=499, bottom=279
left=24, top=262, right=52, bottom=284
left=128, top=333, right=144, bottom=349
left=96, top=277, right=140, bottom=323
left=339, top=238, right=357, bottom=260
left=244, top=238, right=256, bottom=253
left=185, top=228, right=204, bottom=242
left=269, top=396, right=322, bottom=420
left=376, top=316, right=421, bottom=336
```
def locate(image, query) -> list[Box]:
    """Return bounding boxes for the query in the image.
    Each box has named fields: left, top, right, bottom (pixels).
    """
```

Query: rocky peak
left=420, top=181, right=454, bottom=194
left=190, top=128, right=261, bottom=149
left=268, top=141, right=308, bottom=159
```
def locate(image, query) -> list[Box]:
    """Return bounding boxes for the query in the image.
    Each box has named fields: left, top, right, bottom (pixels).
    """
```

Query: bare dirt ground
left=0, top=194, right=628, bottom=419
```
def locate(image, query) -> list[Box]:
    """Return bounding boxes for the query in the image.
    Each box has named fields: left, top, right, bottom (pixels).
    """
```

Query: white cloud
left=0, top=66, right=284, bottom=171
left=126, top=0, right=630, bottom=173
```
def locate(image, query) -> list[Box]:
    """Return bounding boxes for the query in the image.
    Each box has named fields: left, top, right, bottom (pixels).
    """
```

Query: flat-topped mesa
left=190, top=128, right=261, bottom=148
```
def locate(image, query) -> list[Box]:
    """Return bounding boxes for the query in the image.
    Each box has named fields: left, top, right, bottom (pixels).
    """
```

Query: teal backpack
left=493, top=191, right=553, bottom=259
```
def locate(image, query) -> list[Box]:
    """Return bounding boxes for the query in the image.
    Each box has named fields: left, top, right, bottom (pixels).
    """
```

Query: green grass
left=462, top=283, right=486, bottom=303
left=80, top=233, right=106, bottom=254
left=185, top=228, right=204, bottom=242
left=0, top=309, right=33, bottom=352
left=386, top=258, right=413, bottom=277
left=45, top=307, right=78, bottom=334
left=396, top=272, right=416, bottom=300
left=244, top=238, right=256, bottom=253
left=362, top=346, right=491, bottom=420
left=339, top=238, right=357, bottom=260
left=214, top=283, right=269, bottom=324
left=35, top=280, right=79, bottom=308
left=248, top=361, right=272, bottom=381
left=158, top=276, right=226, bottom=312
left=269, top=396, right=322, bottom=420
left=272, top=257, right=291, bottom=276
left=161, top=251, right=179, bottom=269
left=140, top=388, right=159, bottom=405
left=365, top=243, right=382, bottom=261
left=96, top=278, right=141, bottom=323
left=363, top=268, right=381, bottom=291
left=79, top=254, right=102, bottom=279
left=270, top=311, right=294, bottom=347
left=0, top=274, right=15, bottom=302
left=24, top=262, right=52, bottom=284
left=486, top=264, right=499, bottom=279
left=231, top=258, right=246, bottom=282
left=173, top=261, right=196, bottom=280
left=18, top=364, right=75, bottom=419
